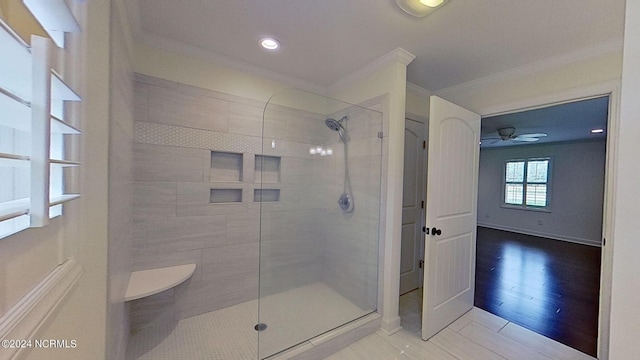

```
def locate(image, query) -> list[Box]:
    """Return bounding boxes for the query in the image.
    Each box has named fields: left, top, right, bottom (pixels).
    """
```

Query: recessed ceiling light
left=591, top=128, right=605, bottom=134
left=260, top=37, right=280, bottom=50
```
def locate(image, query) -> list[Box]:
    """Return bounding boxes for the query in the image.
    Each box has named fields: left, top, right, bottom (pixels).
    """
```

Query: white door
left=421, top=96, right=480, bottom=340
left=400, top=118, right=426, bottom=295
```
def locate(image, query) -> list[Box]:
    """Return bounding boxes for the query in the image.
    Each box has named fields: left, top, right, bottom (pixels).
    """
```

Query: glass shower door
left=257, top=89, right=383, bottom=358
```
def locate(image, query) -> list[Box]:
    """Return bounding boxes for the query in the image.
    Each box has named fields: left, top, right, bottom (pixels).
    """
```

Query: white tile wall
left=132, top=182, right=177, bottom=216
left=147, top=84, right=230, bottom=132
left=133, top=143, right=205, bottom=182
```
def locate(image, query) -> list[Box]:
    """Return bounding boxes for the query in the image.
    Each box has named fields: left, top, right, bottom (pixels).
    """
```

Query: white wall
left=106, top=0, right=135, bottom=358
left=478, top=140, right=606, bottom=246
left=609, top=1, right=640, bottom=358
left=134, top=43, right=289, bottom=103
left=406, top=83, right=431, bottom=118
left=436, top=51, right=622, bottom=115
left=329, top=49, right=414, bottom=334
left=20, top=0, right=111, bottom=358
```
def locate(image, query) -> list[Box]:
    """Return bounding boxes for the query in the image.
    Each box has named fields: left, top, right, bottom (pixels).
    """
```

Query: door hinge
left=423, top=141, right=426, bottom=149
left=421, top=200, right=424, bottom=209
left=419, top=260, right=424, bottom=269
left=603, top=238, right=606, bottom=246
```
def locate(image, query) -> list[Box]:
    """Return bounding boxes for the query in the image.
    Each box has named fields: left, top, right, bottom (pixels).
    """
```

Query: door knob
left=431, top=227, right=442, bottom=236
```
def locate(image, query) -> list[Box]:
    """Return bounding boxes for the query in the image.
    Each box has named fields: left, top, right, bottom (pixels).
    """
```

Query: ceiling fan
left=482, top=127, right=548, bottom=144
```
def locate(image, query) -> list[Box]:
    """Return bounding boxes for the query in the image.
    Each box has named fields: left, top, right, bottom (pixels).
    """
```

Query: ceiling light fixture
left=591, top=128, right=605, bottom=134
left=396, top=0, right=447, bottom=17
left=260, top=37, right=280, bottom=50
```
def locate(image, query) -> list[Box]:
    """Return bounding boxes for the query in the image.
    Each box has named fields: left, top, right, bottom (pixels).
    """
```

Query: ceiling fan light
left=396, top=0, right=447, bottom=17
left=497, top=127, right=516, bottom=138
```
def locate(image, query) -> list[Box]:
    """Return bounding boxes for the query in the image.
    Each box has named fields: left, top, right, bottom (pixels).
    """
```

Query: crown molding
left=436, top=39, right=623, bottom=98
left=406, top=81, right=432, bottom=97
left=137, top=32, right=329, bottom=95
left=328, top=47, right=416, bottom=92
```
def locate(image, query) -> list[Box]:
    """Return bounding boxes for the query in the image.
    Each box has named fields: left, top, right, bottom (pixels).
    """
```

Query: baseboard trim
left=0, top=259, right=83, bottom=360
left=477, top=223, right=602, bottom=247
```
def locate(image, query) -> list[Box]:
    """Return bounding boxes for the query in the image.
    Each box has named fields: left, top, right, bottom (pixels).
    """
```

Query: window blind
left=0, top=7, right=81, bottom=238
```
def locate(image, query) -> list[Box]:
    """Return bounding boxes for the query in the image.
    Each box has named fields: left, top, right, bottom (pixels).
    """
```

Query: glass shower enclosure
left=256, top=89, right=383, bottom=358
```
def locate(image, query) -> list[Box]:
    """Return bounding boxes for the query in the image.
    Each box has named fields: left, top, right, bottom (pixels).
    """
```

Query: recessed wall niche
left=254, top=189, right=280, bottom=202
left=211, top=151, right=243, bottom=182
left=255, top=155, right=281, bottom=183
left=210, top=189, right=242, bottom=203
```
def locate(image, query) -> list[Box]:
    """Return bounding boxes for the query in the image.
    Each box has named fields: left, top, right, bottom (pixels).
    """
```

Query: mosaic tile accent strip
left=134, top=121, right=262, bottom=154
left=134, top=121, right=382, bottom=159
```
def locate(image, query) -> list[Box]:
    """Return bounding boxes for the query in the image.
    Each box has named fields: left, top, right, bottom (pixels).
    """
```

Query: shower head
left=325, top=116, right=347, bottom=131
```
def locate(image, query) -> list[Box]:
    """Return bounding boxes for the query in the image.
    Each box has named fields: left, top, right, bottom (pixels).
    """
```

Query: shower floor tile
left=127, top=282, right=370, bottom=360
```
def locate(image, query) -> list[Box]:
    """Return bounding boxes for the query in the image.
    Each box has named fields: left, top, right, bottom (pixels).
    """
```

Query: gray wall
left=477, top=140, right=606, bottom=246
left=129, top=75, right=382, bottom=331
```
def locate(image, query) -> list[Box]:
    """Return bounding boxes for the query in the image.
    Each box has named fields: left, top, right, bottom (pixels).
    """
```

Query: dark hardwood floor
left=474, top=227, right=601, bottom=357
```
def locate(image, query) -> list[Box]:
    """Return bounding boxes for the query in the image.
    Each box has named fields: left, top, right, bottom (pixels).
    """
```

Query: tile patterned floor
left=128, top=287, right=595, bottom=360
left=127, top=282, right=370, bottom=360
left=327, top=289, right=596, bottom=360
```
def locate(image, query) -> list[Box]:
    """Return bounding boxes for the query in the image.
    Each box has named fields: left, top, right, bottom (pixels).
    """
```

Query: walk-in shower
left=325, top=115, right=355, bottom=213
left=127, top=81, right=382, bottom=360
left=257, top=89, right=382, bottom=357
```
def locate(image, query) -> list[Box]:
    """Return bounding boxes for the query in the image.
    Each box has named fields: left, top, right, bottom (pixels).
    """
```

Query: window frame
left=0, top=15, right=81, bottom=239
left=501, top=157, right=552, bottom=212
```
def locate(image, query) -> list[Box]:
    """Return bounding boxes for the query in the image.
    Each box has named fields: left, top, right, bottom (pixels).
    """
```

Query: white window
left=503, top=158, right=551, bottom=209
left=0, top=21, right=34, bottom=238
left=0, top=10, right=81, bottom=239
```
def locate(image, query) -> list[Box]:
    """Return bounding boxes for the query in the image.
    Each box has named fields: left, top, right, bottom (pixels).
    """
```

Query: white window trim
left=0, top=9, right=81, bottom=239
left=501, top=157, right=553, bottom=212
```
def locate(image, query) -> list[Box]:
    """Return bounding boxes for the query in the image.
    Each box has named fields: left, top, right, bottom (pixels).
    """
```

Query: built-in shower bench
left=124, top=264, right=196, bottom=301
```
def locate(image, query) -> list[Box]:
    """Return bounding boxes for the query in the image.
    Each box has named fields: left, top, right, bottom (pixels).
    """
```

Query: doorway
left=400, top=117, right=426, bottom=295
left=474, top=95, right=608, bottom=357
left=406, top=92, right=615, bottom=353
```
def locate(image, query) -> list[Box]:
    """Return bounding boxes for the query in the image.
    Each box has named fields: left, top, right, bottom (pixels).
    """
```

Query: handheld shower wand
left=324, top=116, right=354, bottom=213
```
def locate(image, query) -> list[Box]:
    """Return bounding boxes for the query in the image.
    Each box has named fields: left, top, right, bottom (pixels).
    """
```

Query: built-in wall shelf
left=125, top=264, right=196, bottom=302
left=254, top=189, right=280, bottom=202
left=255, top=155, right=281, bottom=183
left=210, top=188, right=242, bottom=203
left=210, top=151, right=243, bottom=182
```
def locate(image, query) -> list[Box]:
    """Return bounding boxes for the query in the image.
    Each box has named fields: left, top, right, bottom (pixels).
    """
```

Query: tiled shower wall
left=130, top=74, right=382, bottom=331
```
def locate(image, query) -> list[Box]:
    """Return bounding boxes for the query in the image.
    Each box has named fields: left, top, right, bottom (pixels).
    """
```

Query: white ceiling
left=130, top=0, right=625, bottom=91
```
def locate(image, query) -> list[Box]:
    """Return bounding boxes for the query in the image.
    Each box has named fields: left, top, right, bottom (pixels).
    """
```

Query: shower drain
left=254, top=323, right=267, bottom=331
